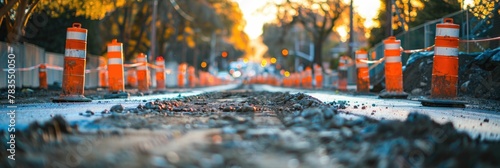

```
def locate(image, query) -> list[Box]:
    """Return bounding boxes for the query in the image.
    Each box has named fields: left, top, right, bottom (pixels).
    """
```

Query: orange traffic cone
left=98, top=57, right=108, bottom=89
left=379, top=36, right=408, bottom=99
left=188, top=66, right=196, bottom=88
left=337, top=56, right=350, bottom=92
left=53, top=23, right=91, bottom=102
left=356, top=49, right=370, bottom=93
left=178, top=63, right=186, bottom=88
left=421, top=18, right=465, bottom=107
left=39, top=64, right=48, bottom=90
left=155, top=56, right=167, bottom=93
left=314, top=64, right=323, bottom=89
left=104, top=39, right=129, bottom=99
left=136, top=53, right=151, bottom=94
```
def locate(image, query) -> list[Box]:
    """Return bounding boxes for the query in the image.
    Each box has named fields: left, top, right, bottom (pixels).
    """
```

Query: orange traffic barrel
left=53, top=23, right=91, bottom=102
left=337, top=56, right=349, bottom=91
left=39, top=64, right=48, bottom=90
left=178, top=63, right=186, bottom=88
left=188, top=66, right=196, bottom=88
left=98, top=57, right=108, bottom=89
left=136, top=53, right=150, bottom=93
left=104, top=39, right=129, bottom=99
left=379, top=36, right=408, bottom=99
left=421, top=18, right=466, bottom=107
left=432, top=18, right=460, bottom=98
left=155, top=56, right=166, bottom=92
left=126, top=69, right=137, bottom=88
left=314, top=64, right=323, bottom=89
left=356, top=49, right=370, bottom=93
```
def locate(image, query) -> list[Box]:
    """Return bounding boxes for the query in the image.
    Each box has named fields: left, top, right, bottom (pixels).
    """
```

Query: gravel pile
left=2, top=91, right=500, bottom=167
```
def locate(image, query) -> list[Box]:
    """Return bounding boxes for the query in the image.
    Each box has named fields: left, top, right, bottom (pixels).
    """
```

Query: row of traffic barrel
left=251, top=18, right=463, bottom=106
left=39, top=23, right=230, bottom=102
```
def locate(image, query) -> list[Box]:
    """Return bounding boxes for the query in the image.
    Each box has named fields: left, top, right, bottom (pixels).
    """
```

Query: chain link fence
left=368, top=9, right=500, bottom=86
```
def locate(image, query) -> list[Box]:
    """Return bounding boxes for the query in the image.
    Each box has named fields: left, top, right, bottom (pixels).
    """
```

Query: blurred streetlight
left=281, top=48, right=289, bottom=57
left=221, top=51, right=228, bottom=58
left=261, top=60, right=268, bottom=67
left=270, top=57, right=277, bottom=64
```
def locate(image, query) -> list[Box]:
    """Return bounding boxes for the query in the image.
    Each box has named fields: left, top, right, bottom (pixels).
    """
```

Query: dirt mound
left=403, top=49, right=500, bottom=100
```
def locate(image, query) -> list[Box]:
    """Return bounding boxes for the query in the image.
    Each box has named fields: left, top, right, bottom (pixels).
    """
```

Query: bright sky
left=234, top=0, right=382, bottom=40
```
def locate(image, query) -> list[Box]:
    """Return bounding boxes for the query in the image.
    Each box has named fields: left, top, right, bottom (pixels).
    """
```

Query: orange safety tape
left=123, top=63, right=143, bottom=68
left=401, top=45, right=435, bottom=54
left=459, top=36, right=500, bottom=43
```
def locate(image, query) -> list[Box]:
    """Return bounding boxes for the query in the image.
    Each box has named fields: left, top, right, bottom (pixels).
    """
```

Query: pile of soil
left=2, top=91, right=500, bottom=167
left=403, top=49, right=500, bottom=100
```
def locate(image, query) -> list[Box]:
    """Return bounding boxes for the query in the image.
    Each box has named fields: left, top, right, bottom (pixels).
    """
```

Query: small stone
left=411, top=88, right=423, bottom=95
left=223, top=106, right=234, bottom=112
left=101, top=109, right=109, bottom=114
left=484, top=118, right=489, bottom=123
left=85, top=110, right=95, bottom=115
left=341, top=127, right=353, bottom=138
left=293, top=103, right=302, bottom=110
left=110, top=104, right=124, bottom=113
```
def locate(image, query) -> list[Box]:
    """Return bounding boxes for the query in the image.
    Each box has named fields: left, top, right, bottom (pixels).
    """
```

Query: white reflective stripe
left=339, top=66, right=347, bottom=70
left=384, top=43, right=400, bottom=50
left=108, top=58, right=123, bottom=65
left=39, top=69, right=46, bottom=72
left=108, top=45, right=122, bottom=52
left=136, top=58, right=147, bottom=62
left=66, top=31, right=87, bottom=41
left=356, top=63, right=368, bottom=68
left=385, top=56, right=401, bottom=63
left=436, top=27, right=459, bottom=37
left=356, top=54, right=367, bottom=59
left=434, top=47, right=458, bottom=56
left=65, top=49, right=86, bottom=58
left=137, top=66, right=148, bottom=70
left=156, top=62, right=165, bottom=66
left=156, top=68, right=164, bottom=71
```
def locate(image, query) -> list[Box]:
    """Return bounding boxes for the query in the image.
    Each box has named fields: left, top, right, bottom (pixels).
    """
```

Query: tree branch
left=0, top=0, right=18, bottom=19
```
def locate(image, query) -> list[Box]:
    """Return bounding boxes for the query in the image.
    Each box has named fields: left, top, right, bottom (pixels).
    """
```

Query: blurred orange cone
left=104, top=39, right=129, bottom=99
left=39, top=64, right=48, bottom=90
left=356, top=49, right=370, bottom=93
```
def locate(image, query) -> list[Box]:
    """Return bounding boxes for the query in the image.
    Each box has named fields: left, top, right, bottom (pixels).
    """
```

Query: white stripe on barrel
left=108, top=58, right=123, bottom=65
left=436, top=27, right=459, bottom=38
left=356, top=54, right=368, bottom=59
left=385, top=56, right=402, bottom=63
left=137, top=66, right=148, bottom=70
left=434, top=47, right=458, bottom=57
left=66, top=32, right=87, bottom=41
left=108, top=46, right=122, bottom=52
left=39, top=69, right=46, bottom=72
left=356, top=63, right=368, bottom=68
left=65, top=49, right=86, bottom=58
left=384, top=43, right=400, bottom=50
left=136, top=58, right=147, bottom=63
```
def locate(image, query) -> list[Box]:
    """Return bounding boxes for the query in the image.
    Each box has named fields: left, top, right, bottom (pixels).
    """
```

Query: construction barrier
left=188, top=66, right=196, bottom=88
left=155, top=56, right=166, bottom=92
left=356, top=49, right=370, bottom=93
left=314, top=64, right=323, bottom=89
left=39, top=64, right=47, bottom=90
left=136, top=53, right=150, bottom=93
left=104, top=39, right=129, bottom=98
left=337, top=56, right=351, bottom=91
left=431, top=18, right=460, bottom=98
left=379, top=36, right=408, bottom=99
left=98, top=57, right=108, bottom=88
left=178, top=63, right=187, bottom=88
left=53, top=23, right=91, bottom=102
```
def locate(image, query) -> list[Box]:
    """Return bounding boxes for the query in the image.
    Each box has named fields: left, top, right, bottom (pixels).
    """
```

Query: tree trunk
left=313, top=38, right=323, bottom=68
